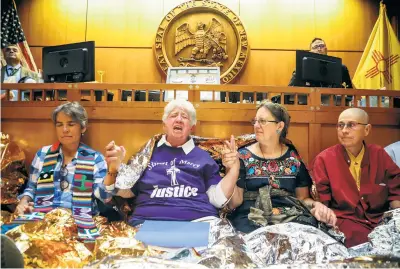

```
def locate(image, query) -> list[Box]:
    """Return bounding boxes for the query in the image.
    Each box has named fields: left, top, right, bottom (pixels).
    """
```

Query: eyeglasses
left=251, top=119, right=278, bottom=126
left=60, top=165, right=70, bottom=191
left=336, top=121, right=368, bottom=130
left=311, top=44, right=326, bottom=50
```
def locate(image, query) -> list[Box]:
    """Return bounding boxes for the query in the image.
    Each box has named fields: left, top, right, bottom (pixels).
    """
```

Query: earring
left=81, top=133, right=84, bottom=137
left=276, top=130, right=281, bottom=134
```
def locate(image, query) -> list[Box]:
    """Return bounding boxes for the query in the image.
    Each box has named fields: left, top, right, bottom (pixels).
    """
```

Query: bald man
left=310, top=108, right=400, bottom=248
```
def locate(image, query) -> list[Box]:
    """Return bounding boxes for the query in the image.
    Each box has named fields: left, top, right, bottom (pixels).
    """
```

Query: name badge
left=4, top=76, right=17, bottom=83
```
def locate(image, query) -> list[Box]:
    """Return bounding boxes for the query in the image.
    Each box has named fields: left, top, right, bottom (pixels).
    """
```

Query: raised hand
left=222, top=135, right=240, bottom=172
left=105, top=141, right=126, bottom=173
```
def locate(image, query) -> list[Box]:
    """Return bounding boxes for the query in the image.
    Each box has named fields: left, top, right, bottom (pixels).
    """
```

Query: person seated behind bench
left=281, top=38, right=353, bottom=106
left=99, top=99, right=242, bottom=226
left=15, top=102, right=108, bottom=239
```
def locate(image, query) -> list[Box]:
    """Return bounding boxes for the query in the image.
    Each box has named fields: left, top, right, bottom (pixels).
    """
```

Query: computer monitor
left=295, top=50, right=342, bottom=87
left=42, top=41, right=95, bottom=83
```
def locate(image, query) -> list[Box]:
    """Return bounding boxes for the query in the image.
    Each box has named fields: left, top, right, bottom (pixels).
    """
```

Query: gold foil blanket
left=0, top=133, right=28, bottom=205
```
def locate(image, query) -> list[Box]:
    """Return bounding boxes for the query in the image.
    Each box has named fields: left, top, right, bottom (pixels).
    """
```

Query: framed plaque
left=165, top=67, right=221, bottom=101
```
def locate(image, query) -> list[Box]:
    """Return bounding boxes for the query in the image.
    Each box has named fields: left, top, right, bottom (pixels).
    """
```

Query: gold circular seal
left=154, top=0, right=249, bottom=84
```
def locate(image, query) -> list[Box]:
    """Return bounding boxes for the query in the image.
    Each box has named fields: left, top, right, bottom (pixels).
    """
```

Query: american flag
left=1, top=0, right=37, bottom=72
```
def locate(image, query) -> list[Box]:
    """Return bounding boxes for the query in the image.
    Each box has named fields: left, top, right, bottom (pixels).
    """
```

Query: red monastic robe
left=310, top=143, right=400, bottom=248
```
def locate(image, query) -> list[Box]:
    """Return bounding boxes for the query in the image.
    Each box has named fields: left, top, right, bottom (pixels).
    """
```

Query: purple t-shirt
left=130, top=144, right=222, bottom=221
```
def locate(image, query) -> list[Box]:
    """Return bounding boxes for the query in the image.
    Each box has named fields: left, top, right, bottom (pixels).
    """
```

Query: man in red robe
left=311, top=108, right=400, bottom=248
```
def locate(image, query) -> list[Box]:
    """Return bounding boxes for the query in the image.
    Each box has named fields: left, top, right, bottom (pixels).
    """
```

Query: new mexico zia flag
left=353, top=3, right=400, bottom=90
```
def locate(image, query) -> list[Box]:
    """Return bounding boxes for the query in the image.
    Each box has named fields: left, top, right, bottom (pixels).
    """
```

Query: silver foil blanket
left=86, top=256, right=208, bottom=269
left=87, top=218, right=400, bottom=268
left=349, top=208, right=400, bottom=258
left=199, top=219, right=262, bottom=268
left=115, top=134, right=161, bottom=189
left=244, top=222, right=349, bottom=265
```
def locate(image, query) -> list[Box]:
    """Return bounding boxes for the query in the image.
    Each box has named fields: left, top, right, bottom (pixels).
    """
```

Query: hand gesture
left=105, top=141, right=126, bottom=172
left=15, top=199, right=34, bottom=216
left=311, top=201, right=337, bottom=227
left=222, top=135, right=239, bottom=172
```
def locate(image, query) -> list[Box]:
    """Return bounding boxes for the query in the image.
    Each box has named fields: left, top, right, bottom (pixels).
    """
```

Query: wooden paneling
left=29, top=47, right=42, bottom=70
left=27, top=47, right=363, bottom=86
left=163, top=0, right=240, bottom=15
left=196, top=122, right=253, bottom=138
left=320, top=124, right=400, bottom=153
left=366, top=126, right=400, bottom=149
left=320, top=125, right=339, bottom=152
left=87, top=121, right=164, bottom=164
left=94, top=48, right=162, bottom=83
left=17, top=0, right=380, bottom=85
left=2, top=85, right=399, bottom=167
left=86, top=0, right=163, bottom=48
left=19, top=0, right=87, bottom=46
left=1, top=121, right=56, bottom=165
left=239, top=0, right=315, bottom=50
left=314, top=0, right=378, bottom=51
left=238, top=50, right=295, bottom=86
left=287, top=124, right=309, bottom=163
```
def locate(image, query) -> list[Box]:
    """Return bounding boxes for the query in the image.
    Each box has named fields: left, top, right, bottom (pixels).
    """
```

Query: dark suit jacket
left=1, top=65, right=39, bottom=83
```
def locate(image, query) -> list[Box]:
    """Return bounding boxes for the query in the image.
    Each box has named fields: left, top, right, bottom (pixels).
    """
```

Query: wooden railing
left=1, top=83, right=400, bottom=165
left=1, top=83, right=399, bottom=108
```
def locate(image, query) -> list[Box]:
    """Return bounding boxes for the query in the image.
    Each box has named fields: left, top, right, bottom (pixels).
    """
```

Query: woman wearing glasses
left=15, top=102, right=108, bottom=240
left=228, top=100, right=336, bottom=233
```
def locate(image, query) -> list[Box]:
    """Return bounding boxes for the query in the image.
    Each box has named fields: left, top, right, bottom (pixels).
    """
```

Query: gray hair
left=51, top=102, right=88, bottom=129
left=162, top=99, right=197, bottom=126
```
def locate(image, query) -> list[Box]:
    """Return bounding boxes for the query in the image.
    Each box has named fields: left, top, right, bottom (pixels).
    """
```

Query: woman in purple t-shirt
left=100, top=99, right=244, bottom=225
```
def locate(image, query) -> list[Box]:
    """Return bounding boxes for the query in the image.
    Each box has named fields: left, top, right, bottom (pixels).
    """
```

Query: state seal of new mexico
left=154, top=0, right=249, bottom=84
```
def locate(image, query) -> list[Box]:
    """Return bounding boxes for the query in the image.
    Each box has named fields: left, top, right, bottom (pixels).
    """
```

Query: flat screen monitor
left=295, top=50, right=342, bottom=87
left=43, top=41, right=95, bottom=83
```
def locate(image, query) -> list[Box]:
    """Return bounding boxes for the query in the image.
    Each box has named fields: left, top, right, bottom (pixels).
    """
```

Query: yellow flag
left=353, top=3, right=400, bottom=90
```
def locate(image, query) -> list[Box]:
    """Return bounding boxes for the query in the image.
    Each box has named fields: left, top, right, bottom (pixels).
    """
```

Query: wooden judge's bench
left=1, top=83, right=399, bottom=166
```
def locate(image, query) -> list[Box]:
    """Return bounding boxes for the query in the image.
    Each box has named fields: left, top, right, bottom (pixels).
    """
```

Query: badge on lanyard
left=4, top=76, right=17, bottom=83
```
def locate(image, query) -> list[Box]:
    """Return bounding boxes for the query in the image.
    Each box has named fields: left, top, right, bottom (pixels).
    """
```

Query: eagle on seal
left=175, top=18, right=227, bottom=62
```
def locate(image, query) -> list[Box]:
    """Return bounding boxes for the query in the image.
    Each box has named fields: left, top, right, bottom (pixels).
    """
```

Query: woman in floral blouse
left=229, top=101, right=336, bottom=233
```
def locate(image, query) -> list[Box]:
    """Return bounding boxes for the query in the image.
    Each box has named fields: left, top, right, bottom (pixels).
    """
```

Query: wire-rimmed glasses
left=336, top=121, right=368, bottom=130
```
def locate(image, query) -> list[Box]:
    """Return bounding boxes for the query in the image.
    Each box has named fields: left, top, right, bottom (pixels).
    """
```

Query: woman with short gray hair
left=101, top=99, right=242, bottom=227
left=51, top=101, right=88, bottom=129
left=162, top=99, right=197, bottom=127
left=15, top=102, right=109, bottom=240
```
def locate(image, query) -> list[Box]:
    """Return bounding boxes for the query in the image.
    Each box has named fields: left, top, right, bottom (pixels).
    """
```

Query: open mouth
left=173, top=126, right=183, bottom=131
